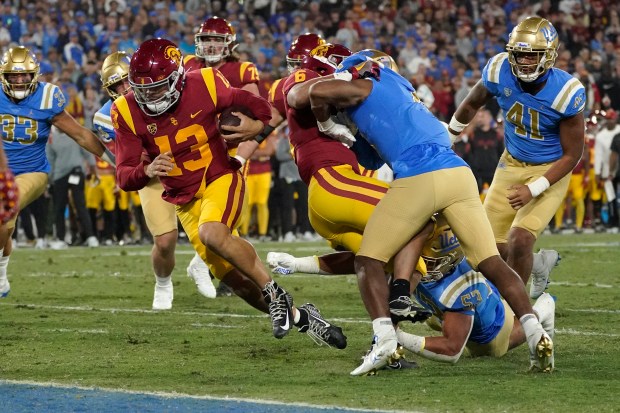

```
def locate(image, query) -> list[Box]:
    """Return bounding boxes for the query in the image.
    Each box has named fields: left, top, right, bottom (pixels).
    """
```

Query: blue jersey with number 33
left=0, top=82, right=67, bottom=175
left=482, top=53, right=586, bottom=164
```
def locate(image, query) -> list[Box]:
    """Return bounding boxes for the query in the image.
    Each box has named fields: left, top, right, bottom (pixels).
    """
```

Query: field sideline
left=0, top=233, right=619, bottom=412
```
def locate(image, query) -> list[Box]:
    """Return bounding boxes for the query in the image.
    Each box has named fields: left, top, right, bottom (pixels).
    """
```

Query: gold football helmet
left=358, top=49, right=399, bottom=73
left=101, top=51, right=131, bottom=100
left=0, top=46, right=40, bottom=100
left=506, top=16, right=559, bottom=82
left=420, top=214, right=465, bottom=282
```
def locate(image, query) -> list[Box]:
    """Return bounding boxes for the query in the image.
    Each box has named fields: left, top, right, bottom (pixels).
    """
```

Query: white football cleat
left=266, top=252, right=297, bottom=274
left=530, top=249, right=560, bottom=299
left=152, top=283, right=173, bottom=310
left=526, top=325, right=554, bottom=373
left=0, top=277, right=10, bottom=298
left=187, top=254, right=216, bottom=299
left=350, top=334, right=399, bottom=376
left=86, top=236, right=99, bottom=248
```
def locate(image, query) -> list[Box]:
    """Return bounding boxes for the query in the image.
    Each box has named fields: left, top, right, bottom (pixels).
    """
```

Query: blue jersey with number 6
left=0, top=82, right=66, bottom=175
left=482, top=52, right=585, bottom=164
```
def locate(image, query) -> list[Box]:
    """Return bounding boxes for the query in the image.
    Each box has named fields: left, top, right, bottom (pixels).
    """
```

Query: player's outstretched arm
left=397, top=311, right=473, bottom=364
left=448, top=80, right=493, bottom=142
left=52, top=110, right=109, bottom=161
left=308, top=79, right=372, bottom=120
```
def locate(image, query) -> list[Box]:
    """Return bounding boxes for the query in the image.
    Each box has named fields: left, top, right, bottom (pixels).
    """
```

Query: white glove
left=317, top=117, right=356, bottom=148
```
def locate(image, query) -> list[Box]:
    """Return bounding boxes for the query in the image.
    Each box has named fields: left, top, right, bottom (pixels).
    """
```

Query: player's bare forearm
left=53, top=111, right=105, bottom=157
left=309, top=80, right=370, bottom=121
left=288, top=75, right=339, bottom=109
left=452, top=80, right=492, bottom=127
left=544, top=113, right=585, bottom=185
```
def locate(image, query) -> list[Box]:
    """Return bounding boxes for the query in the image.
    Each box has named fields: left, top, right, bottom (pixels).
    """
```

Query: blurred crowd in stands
left=2, top=0, right=620, bottom=246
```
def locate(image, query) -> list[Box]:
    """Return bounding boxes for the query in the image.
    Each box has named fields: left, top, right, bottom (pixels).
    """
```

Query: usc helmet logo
left=310, top=45, right=330, bottom=57
left=164, top=46, right=181, bottom=65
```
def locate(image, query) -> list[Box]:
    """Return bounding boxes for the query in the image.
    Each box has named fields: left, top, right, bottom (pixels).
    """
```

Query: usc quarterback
left=94, top=51, right=218, bottom=310
left=113, top=38, right=346, bottom=349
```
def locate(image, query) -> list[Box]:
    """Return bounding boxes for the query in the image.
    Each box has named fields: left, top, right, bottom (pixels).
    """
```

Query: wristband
left=255, top=124, right=275, bottom=144
left=234, top=154, right=247, bottom=166
left=449, top=116, right=469, bottom=132
left=527, top=176, right=550, bottom=198
left=333, top=72, right=353, bottom=81
left=317, top=117, right=335, bottom=132
left=101, top=148, right=116, bottom=167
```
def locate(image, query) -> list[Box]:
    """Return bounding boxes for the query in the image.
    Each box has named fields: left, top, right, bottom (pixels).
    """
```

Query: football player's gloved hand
left=0, top=170, right=19, bottom=224
left=348, top=62, right=381, bottom=81
left=317, top=117, right=356, bottom=148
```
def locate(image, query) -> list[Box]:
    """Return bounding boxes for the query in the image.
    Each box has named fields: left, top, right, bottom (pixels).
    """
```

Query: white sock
left=155, top=275, right=172, bottom=287
left=520, top=313, right=544, bottom=344
left=0, top=249, right=9, bottom=280
left=293, top=307, right=301, bottom=324
left=295, top=256, right=323, bottom=274
left=372, top=317, right=395, bottom=339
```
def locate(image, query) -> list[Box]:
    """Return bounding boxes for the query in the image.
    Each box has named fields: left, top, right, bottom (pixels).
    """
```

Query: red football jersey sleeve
left=183, top=55, right=204, bottom=73
left=282, top=69, right=360, bottom=185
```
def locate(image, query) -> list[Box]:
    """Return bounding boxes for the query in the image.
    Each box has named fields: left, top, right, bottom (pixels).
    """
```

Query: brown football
left=218, top=106, right=256, bottom=135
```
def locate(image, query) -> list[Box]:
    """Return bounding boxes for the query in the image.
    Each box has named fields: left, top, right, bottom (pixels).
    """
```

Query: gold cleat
left=531, top=335, right=554, bottom=373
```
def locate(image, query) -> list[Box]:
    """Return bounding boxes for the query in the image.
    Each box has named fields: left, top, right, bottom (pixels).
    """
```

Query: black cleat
left=389, top=295, right=432, bottom=324
left=298, top=303, right=347, bottom=349
left=262, top=281, right=294, bottom=339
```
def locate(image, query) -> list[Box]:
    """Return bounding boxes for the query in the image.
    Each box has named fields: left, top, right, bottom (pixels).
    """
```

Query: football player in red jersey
left=184, top=16, right=280, bottom=295
left=113, top=39, right=346, bottom=348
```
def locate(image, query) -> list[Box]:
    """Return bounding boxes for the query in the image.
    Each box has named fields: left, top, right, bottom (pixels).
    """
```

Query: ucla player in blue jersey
left=307, top=51, right=553, bottom=375
left=448, top=17, right=585, bottom=300
left=94, top=52, right=216, bottom=310
left=0, top=46, right=113, bottom=298
left=395, top=216, right=555, bottom=366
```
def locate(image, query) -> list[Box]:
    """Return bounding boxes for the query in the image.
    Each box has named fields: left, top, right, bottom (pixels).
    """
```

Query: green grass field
left=1, top=234, right=619, bottom=412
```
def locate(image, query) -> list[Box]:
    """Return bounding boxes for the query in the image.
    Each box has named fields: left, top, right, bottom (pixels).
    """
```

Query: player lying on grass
left=267, top=215, right=557, bottom=370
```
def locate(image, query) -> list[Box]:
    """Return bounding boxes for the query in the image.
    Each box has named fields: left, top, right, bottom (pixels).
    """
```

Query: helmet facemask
left=195, top=33, right=233, bottom=63
left=507, top=49, right=557, bottom=82
left=1, top=46, right=40, bottom=100
left=131, top=65, right=183, bottom=116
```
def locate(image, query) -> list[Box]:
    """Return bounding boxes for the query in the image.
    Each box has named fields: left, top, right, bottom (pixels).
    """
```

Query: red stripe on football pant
left=314, top=172, right=383, bottom=206
left=324, top=167, right=388, bottom=194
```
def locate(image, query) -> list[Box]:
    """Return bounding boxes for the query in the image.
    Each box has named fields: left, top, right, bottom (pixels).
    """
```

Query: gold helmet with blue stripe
left=101, top=51, right=131, bottom=100
left=506, top=16, right=559, bottom=82
left=0, top=46, right=40, bottom=100
left=420, top=214, right=465, bottom=282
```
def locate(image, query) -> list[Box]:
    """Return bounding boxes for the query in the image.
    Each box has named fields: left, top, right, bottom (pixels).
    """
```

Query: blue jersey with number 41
left=482, top=53, right=586, bottom=164
left=0, top=82, right=67, bottom=175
